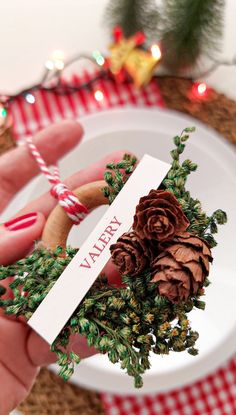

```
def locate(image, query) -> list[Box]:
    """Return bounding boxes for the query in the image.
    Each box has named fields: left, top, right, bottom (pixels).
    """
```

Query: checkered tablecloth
left=9, top=72, right=236, bottom=415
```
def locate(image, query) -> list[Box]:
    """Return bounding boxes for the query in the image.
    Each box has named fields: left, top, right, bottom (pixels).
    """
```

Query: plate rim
left=3, top=106, right=236, bottom=394
left=56, top=107, right=236, bottom=394
left=79, top=107, right=236, bottom=169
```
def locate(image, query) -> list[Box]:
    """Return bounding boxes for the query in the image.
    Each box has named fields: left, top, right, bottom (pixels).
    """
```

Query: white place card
left=28, top=154, right=170, bottom=344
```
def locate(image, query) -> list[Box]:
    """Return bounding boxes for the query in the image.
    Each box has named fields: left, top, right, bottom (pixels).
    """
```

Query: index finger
left=17, top=150, right=134, bottom=217
left=0, top=121, right=83, bottom=212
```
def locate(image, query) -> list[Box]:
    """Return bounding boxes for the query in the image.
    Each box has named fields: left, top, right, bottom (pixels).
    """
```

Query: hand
left=0, top=121, right=126, bottom=414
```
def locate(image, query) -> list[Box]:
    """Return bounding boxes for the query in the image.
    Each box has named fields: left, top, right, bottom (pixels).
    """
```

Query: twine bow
left=26, top=136, right=88, bottom=224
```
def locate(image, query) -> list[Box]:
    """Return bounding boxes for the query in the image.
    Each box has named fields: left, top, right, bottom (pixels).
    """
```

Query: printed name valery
left=79, top=216, right=122, bottom=269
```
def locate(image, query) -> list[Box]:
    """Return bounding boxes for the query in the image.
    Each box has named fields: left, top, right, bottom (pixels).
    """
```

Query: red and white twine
left=26, top=136, right=88, bottom=224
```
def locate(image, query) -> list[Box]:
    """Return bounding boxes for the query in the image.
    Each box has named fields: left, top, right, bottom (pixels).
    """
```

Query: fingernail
left=4, top=213, right=38, bottom=231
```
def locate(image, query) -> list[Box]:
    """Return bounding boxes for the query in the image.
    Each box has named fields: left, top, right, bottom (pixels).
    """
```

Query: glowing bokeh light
left=0, top=106, right=7, bottom=118
left=94, top=90, right=104, bottom=102
left=25, top=93, right=36, bottom=104
left=151, top=44, right=162, bottom=61
left=197, top=82, right=207, bottom=95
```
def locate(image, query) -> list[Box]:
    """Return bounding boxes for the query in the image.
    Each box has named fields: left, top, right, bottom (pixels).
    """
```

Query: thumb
left=0, top=212, right=45, bottom=265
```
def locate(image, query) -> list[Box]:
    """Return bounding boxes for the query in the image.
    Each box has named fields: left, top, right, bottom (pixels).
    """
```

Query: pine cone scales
left=133, top=189, right=189, bottom=242
left=110, top=189, right=213, bottom=303
left=151, top=233, right=213, bottom=303
left=110, top=231, right=152, bottom=276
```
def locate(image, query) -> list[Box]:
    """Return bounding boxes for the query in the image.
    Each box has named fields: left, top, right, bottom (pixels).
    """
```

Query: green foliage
left=0, top=127, right=227, bottom=388
left=161, top=127, right=227, bottom=247
left=103, top=153, right=137, bottom=204
left=159, top=0, right=225, bottom=70
left=105, top=0, right=159, bottom=39
left=104, top=127, right=227, bottom=248
left=0, top=248, right=202, bottom=388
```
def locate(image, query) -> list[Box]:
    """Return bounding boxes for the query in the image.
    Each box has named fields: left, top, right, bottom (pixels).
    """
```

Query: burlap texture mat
left=158, top=76, right=236, bottom=146
left=19, top=368, right=104, bottom=415
left=0, top=76, right=234, bottom=414
left=0, top=125, right=16, bottom=156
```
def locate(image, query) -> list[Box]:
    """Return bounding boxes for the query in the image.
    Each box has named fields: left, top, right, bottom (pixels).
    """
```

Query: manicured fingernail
left=4, top=213, right=38, bottom=231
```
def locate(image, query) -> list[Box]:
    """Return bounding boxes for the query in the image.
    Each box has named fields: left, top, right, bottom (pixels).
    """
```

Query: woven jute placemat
left=0, top=76, right=234, bottom=414
left=158, top=76, right=236, bottom=146
left=0, top=125, right=16, bottom=155
left=18, top=368, right=104, bottom=415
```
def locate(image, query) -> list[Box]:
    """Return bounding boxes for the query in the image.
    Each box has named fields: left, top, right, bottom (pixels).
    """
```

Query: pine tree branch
left=159, top=0, right=225, bottom=71
left=104, top=0, right=160, bottom=39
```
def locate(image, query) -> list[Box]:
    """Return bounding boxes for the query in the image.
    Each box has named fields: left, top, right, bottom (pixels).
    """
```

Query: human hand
left=0, top=121, right=126, bottom=414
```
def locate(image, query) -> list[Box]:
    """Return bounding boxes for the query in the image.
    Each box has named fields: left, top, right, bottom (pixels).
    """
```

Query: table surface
left=0, top=0, right=236, bottom=100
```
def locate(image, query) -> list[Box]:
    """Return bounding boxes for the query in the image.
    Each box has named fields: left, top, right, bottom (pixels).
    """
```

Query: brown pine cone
left=110, top=231, right=155, bottom=276
left=151, top=233, right=213, bottom=303
left=133, top=189, right=189, bottom=242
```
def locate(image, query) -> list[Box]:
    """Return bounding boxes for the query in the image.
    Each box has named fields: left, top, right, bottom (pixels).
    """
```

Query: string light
left=92, top=51, right=105, bottom=66
left=0, top=28, right=235, bottom=109
left=94, top=90, right=104, bottom=102
left=52, top=50, right=65, bottom=70
left=25, top=93, right=36, bottom=104
left=54, top=60, right=65, bottom=70
left=0, top=44, right=228, bottom=109
left=45, top=50, right=65, bottom=71
left=45, top=60, right=54, bottom=70
left=0, top=104, right=7, bottom=128
left=191, top=81, right=209, bottom=100
left=0, top=106, right=7, bottom=118
left=151, top=44, right=162, bottom=61
left=197, top=82, right=207, bottom=95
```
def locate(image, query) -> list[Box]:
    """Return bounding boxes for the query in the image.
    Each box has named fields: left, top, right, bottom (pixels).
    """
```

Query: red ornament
left=108, top=27, right=161, bottom=88
left=133, top=31, right=146, bottom=46
left=113, top=26, right=123, bottom=42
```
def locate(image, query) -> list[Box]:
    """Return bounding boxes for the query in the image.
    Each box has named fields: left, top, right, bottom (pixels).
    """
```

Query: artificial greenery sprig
left=0, top=127, right=227, bottom=388
left=103, top=153, right=137, bottom=204
left=161, top=127, right=227, bottom=246
left=0, top=247, right=202, bottom=387
left=103, top=127, right=227, bottom=247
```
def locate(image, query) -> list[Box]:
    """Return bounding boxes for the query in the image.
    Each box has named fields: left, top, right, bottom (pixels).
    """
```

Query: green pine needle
left=105, top=0, right=159, bottom=39
left=159, top=0, right=225, bottom=70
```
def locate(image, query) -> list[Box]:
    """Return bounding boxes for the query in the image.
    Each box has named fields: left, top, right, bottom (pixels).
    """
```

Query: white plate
left=2, top=108, right=236, bottom=395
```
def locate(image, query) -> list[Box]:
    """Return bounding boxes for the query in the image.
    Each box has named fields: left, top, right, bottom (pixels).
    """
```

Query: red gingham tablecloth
left=9, top=72, right=236, bottom=415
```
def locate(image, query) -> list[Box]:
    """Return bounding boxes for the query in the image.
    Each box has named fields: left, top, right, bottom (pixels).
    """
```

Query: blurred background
left=0, top=0, right=236, bottom=98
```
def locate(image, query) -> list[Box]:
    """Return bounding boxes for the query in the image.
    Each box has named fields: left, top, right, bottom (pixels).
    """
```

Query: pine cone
left=110, top=231, right=154, bottom=276
left=151, top=233, right=213, bottom=303
left=133, top=189, right=189, bottom=242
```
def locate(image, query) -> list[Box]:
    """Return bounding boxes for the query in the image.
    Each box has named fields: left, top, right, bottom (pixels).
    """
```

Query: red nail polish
left=4, top=213, right=38, bottom=231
